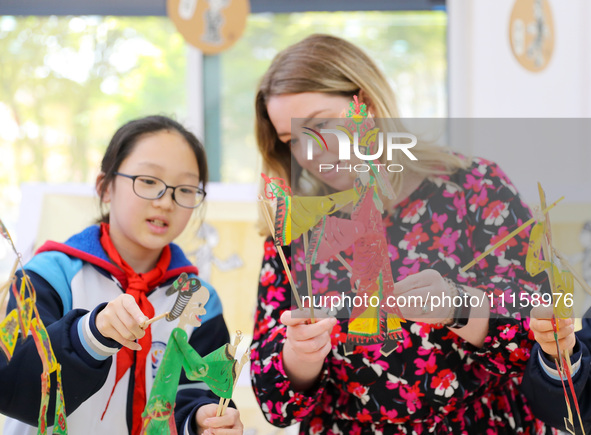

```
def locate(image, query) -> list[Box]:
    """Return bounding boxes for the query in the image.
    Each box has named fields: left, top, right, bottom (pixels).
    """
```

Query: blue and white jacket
left=0, top=225, right=231, bottom=435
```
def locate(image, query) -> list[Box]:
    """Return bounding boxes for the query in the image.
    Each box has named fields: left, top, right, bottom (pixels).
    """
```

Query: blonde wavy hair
left=255, top=34, right=467, bottom=232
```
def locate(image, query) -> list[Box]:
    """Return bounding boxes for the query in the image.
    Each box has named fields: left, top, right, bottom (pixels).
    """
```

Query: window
left=218, top=11, right=447, bottom=183
left=0, top=10, right=447, bottom=278
left=0, top=15, right=189, bottom=268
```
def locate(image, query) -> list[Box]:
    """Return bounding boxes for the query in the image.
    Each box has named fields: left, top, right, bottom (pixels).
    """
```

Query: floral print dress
left=250, top=157, right=555, bottom=434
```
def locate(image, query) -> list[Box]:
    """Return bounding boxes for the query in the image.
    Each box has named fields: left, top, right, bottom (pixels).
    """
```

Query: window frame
left=1, top=0, right=446, bottom=181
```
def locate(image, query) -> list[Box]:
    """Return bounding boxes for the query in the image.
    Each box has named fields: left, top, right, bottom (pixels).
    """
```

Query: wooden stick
left=302, top=232, right=315, bottom=323
left=0, top=258, right=19, bottom=306
left=0, top=279, right=12, bottom=307
left=8, top=256, right=18, bottom=280
left=221, top=398, right=230, bottom=415
left=538, top=184, right=586, bottom=434
left=460, top=196, right=564, bottom=273
left=575, top=372, right=587, bottom=433
left=227, top=331, right=243, bottom=360
left=563, top=347, right=586, bottom=434
left=221, top=353, right=250, bottom=415
left=335, top=253, right=353, bottom=274
left=536, top=188, right=564, bottom=324
left=258, top=195, right=303, bottom=310
left=140, top=312, right=168, bottom=329
left=216, top=329, right=244, bottom=417
left=554, top=248, right=591, bottom=297
left=216, top=397, right=224, bottom=417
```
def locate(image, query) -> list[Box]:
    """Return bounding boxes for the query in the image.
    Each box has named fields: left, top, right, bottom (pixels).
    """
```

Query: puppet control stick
left=140, top=273, right=201, bottom=329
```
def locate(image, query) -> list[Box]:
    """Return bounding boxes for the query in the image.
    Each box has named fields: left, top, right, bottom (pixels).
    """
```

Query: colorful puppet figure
left=260, top=96, right=405, bottom=355
left=524, top=185, right=580, bottom=432
left=306, top=97, right=404, bottom=354
left=344, top=184, right=404, bottom=355
left=0, top=218, right=67, bottom=434
left=461, top=185, right=584, bottom=433
left=141, top=282, right=236, bottom=435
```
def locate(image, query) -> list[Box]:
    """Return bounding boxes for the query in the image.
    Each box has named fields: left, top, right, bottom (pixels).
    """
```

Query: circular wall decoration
left=509, top=0, right=555, bottom=72
left=167, top=0, right=250, bottom=55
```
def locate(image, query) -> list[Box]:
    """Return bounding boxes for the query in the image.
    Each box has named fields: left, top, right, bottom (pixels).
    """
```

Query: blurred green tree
left=0, top=16, right=187, bottom=197
left=219, top=11, right=447, bottom=183
left=0, top=11, right=446, bottom=209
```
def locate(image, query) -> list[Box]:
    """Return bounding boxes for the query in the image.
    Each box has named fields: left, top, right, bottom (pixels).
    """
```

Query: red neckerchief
left=99, top=222, right=171, bottom=435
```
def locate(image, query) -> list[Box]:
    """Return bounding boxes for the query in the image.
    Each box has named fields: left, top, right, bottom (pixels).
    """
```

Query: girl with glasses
left=1, top=115, right=243, bottom=435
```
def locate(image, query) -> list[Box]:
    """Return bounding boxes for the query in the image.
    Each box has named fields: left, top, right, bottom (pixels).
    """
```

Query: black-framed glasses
left=114, top=172, right=206, bottom=209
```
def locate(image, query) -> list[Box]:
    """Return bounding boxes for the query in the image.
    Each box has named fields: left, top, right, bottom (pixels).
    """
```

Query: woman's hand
left=95, top=294, right=148, bottom=351
left=393, top=269, right=455, bottom=324
left=280, top=310, right=337, bottom=391
left=530, top=305, right=576, bottom=358
left=394, top=270, right=490, bottom=347
left=195, top=404, right=243, bottom=435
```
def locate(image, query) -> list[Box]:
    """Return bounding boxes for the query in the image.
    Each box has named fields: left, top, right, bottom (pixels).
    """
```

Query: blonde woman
left=250, top=34, right=553, bottom=434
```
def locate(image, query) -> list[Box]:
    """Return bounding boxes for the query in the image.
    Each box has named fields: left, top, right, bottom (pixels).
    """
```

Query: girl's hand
left=394, top=269, right=456, bottom=324
left=96, top=294, right=148, bottom=351
left=530, top=305, right=576, bottom=358
left=195, top=404, right=243, bottom=435
left=281, top=310, right=336, bottom=363
left=280, top=310, right=337, bottom=390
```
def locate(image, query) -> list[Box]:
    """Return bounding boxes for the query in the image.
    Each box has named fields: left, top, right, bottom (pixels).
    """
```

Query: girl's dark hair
left=97, top=115, right=208, bottom=223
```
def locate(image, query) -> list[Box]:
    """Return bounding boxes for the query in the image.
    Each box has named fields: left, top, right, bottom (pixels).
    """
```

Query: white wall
left=447, top=0, right=591, bottom=204
left=449, top=0, right=591, bottom=118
